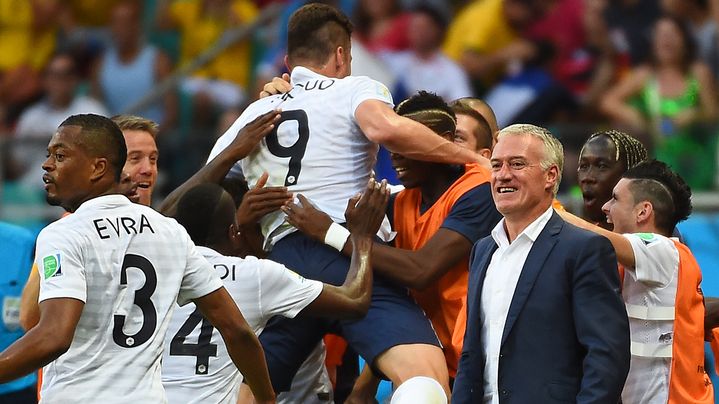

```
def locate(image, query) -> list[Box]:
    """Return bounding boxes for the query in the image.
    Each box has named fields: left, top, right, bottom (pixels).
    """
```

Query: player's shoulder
left=38, top=213, right=82, bottom=240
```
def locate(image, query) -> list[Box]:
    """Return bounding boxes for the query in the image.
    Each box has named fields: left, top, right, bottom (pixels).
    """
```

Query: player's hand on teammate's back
left=228, top=110, right=281, bottom=158
left=346, top=179, right=390, bottom=238
left=282, top=194, right=334, bottom=242
left=259, top=73, right=292, bottom=98
left=237, top=172, right=292, bottom=226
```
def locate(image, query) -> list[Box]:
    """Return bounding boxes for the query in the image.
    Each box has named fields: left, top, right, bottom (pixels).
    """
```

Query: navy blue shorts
left=259, top=231, right=440, bottom=392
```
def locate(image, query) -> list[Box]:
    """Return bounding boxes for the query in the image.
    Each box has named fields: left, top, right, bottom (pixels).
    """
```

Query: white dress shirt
left=480, top=207, right=554, bottom=404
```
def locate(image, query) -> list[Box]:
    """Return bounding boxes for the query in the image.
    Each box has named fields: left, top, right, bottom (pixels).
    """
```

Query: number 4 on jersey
left=265, top=110, right=309, bottom=186
left=170, top=308, right=218, bottom=375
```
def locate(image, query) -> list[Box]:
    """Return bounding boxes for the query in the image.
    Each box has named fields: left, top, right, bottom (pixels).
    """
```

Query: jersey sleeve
left=440, top=183, right=502, bottom=244
left=36, top=227, right=87, bottom=303
left=624, top=233, right=679, bottom=288
left=257, top=259, right=323, bottom=319
left=349, top=77, right=394, bottom=117
left=176, top=232, right=224, bottom=306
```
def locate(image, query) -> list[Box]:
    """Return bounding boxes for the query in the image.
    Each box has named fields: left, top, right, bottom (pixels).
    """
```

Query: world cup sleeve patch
left=637, top=233, right=658, bottom=245
left=43, top=254, right=62, bottom=279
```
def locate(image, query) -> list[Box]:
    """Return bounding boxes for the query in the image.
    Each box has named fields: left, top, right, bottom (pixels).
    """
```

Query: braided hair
left=584, top=130, right=648, bottom=170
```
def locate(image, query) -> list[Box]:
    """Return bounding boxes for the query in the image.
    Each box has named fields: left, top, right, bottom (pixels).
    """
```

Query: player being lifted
left=206, top=3, right=483, bottom=399
left=0, top=114, right=275, bottom=404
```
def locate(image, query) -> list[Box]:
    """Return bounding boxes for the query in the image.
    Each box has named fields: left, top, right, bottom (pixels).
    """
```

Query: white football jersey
left=36, top=195, right=223, bottom=404
left=207, top=66, right=393, bottom=247
left=162, top=247, right=323, bottom=404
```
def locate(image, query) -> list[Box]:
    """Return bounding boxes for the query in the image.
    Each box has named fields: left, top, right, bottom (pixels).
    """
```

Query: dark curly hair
left=623, top=159, right=692, bottom=234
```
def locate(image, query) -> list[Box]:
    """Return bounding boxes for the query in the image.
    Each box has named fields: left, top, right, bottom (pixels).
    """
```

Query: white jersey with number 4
left=36, top=195, right=223, bottom=404
left=162, top=247, right=323, bottom=404
left=207, top=66, right=393, bottom=247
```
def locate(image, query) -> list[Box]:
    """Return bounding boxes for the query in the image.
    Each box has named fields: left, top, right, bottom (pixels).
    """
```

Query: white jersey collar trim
left=290, top=66, right=329, bottom=85
left=74, top=194, right=131, bottom=214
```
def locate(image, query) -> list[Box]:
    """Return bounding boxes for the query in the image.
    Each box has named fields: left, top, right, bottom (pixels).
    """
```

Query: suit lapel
left=501, top=212, right=563, bottom=346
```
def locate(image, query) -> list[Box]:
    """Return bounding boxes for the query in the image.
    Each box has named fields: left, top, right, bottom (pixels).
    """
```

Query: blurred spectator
left=604, top=0, right=661, bottom=70
left=662, top=0, right=719, bottom=81
left=0, top=0, right=61, bottom=129
left=443, top=0, right=548, bottom=93
left=91, top=1, right=177, bottom=130
left=156, top=0, right=258, bottom=115
left=380, top=5, right=472, bottom=101
left=12, top=53, right=108, bottom=187
left=601, top=16, right=718, bottom=190
left=353, top=0, right=410, bottom=53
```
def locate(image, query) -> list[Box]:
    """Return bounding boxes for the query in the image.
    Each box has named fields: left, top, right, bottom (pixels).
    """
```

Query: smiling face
left=42, top=126, right=96, bottom=211
left=578, top=136, right=625, bottom=224
left=602, top=178, right=640, bottom=234
left=490, top=134, right=557, bottom=221
left=122, top=129, right=158, bottom=206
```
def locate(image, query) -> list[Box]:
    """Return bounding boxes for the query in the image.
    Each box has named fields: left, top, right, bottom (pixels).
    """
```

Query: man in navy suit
left=453, top=124, right=630, bottom=404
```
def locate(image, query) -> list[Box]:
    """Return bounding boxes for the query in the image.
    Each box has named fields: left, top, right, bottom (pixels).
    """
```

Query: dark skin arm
left=299, top=179, right=389, bottom=319
left=0, top=298, right=84, bottom=382
left=194, top=287, right=275, bottom=404
left=160, top=110, right=282, bottom=217
left=284, top=196, right=472, bottom=290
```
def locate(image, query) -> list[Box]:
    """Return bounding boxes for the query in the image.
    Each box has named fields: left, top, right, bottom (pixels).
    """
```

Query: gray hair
left=497, top=124, right=564, bottom=195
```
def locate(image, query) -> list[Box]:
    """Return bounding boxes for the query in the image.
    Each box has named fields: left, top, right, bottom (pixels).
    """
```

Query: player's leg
left=339, top=278, right=450, bottom=397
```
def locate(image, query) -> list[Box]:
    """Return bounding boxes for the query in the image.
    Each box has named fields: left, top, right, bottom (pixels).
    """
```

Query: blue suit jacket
left=452, top=212, right=630, bottom=403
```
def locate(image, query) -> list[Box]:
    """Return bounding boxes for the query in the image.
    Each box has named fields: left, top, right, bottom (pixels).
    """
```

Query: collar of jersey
left=74, top=194, right=132, bottom=214
left=290, top=66, right=328, bottom=85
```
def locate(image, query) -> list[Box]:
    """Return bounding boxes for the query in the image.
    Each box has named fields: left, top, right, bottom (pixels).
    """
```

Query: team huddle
left=0, top=4, right=716, bottom=404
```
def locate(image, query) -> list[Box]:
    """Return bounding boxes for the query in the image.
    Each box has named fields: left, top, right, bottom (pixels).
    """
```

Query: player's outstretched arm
left=557, top=209, right=636, bottom=268
left=285, top=197, right=480, bottom=290
left=296, top=179, right=389, bottom=319
left=194, top=287, right=276, bottom=404
left=160, top=110, right=281, bottom=217
left=19, top=265, right=40, bottom=331
left=356, top=100, right=487, bottom=166
left=0, top=298, right=83, bottom=382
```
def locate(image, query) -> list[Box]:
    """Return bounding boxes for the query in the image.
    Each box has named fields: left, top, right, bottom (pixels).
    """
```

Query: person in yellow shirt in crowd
left=443, top=0, right=548, bottom=91
left=157, top=0, right=258, bottom=117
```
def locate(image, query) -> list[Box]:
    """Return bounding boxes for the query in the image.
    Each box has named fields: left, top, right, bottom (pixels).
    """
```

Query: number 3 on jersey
left=265, top=110, right=309, bottom=186
left=113, top=254, right=157, bottom=348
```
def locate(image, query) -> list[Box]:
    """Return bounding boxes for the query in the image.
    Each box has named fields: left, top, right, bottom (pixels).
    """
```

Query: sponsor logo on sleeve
left=42, top=254, right=62, bottom=279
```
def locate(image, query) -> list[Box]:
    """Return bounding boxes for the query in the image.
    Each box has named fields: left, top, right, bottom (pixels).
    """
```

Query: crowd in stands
left=1, top=0, right=719, bottom=219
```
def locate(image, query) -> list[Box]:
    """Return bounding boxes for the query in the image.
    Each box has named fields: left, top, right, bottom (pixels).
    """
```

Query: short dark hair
left=411, top=4, right=448, bottom=33
left=450, top=100, right=493, bottom=149
left=59, top=114, right=126, bottom=182
left=395, top=91, right=456, bottom=135
left=287, top=4, right=353, bottom=66
left=623, top=160, right=692, bottom=234
left=175, top=183, right=236, bottom=246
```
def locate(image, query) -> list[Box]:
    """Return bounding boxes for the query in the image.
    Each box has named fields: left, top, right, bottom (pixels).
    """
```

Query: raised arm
left=0, top=297, right=84, bottom=382
left=194, top=287, right=275, bottom=404
left=299, top=179, right=389, bottom=319
left=160, top=110, right=280, bottom=216
left=356, top=100, right=484, bottom=166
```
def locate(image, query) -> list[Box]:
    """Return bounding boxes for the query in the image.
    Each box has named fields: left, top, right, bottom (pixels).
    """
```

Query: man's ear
left=636, top=201, right=654, bottom=225
left=546, top=164, right=559, bottom=191
left=479, top=148, right=492, bottom=160
left=90, top=157, right=109, bottom=182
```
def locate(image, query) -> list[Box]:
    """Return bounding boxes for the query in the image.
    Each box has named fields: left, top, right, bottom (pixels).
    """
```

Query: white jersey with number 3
left=161, top=247, right=323, bottom=404
left=36, top=195, right=223, bottom=404
left=207, top=66, right=393, bottom=246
